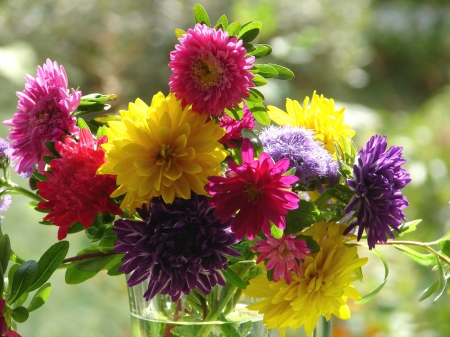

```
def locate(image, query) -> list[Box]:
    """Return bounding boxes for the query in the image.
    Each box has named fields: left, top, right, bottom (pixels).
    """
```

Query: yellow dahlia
left=243, top=221, right=367, bottom=337
left=267, top=92, right=355, bottom=154
left=97, top=92, right=228, bottom=213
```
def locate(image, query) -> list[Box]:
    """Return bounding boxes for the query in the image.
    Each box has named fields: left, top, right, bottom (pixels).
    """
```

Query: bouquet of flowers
left=1, top=4, right=450, bottom=337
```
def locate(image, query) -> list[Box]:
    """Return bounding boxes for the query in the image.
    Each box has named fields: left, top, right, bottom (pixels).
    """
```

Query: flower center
left=244, top=183, right=260, bottom=203
left=156, top=144, right=176, bottom=170
left=191, top=55, right=224, bottom=90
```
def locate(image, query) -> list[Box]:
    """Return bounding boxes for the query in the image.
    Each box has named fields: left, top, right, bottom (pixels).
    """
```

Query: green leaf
left=106, top=261, right=123, bottom=276
left=245, top=44, right=272, bottom=58
left=237, top=21, right=262, bottom=43
left=253, top=64, right=278, bottom=78
left=355, top=248, right=389, bottom=304
left=11, top=306, right=29, bottom=323
left=27, top=241, right=69, bottom=292
left=8, top=260, right=39, bottom=304
left=296, top=235, right=320, bottom=254
left=96, top=125, right=108, bottom=138
left=237, top=321, right=252, bottom=337
left=14, top=291, right=29, bottom=308
left=283, top=167, right=296, bottom=176
left=224, top=106, right=243, bottom=121
left=193, top=4, right=210, bottom=27
left=226, top=21, right=241, bottom=37
left=251, top=74, right=267, bottom=87
left=174, top=28, right=186, bottom=38
left=27, top=283, right=52, bottom=312
left=398, top=219, right=422, bottom=237
left=0, top=265, right=3, bottom=295
left=244, top=101, right=270, bottom=125
left=285, top=200, right=322, bottom=235
left=419, top=279, right=439, bottom=302
left=439, top=240, right=450, bottom=257
left=66, top=222, right=85, bottom=234
left=222, top=267, right=246, bottom=290
left=93, top=115, right=121, bottom=124
left=8, top=264, right=19, bottom=285
left=65, top=253, right=122, bottom=284
left=246, top=88, right=264, bottom=103
left=78, top=93, right=117, bottom=106
left=434, top=255, right=447, bottom=302
left=77, top=117, right=91, bottom=131
left=0, top=234, right=11, bottom=272
left=393, top=244, right=436, bottom=266
left=220, top=323, right=241, bottom=337
left=170, top=325, right=202, bottom=337
left=270, top=222, right=283, bottom=239
left=98, top=228, right=118, bottom=252
left=65, top=268, right=98, bottom=284
left=44, top=141, right=61, bottom=158
left=241, top=128, right=264, bottom=157
left=269, top=64, right=295, bottom=80
left=215, top=14, right=228, bottom=30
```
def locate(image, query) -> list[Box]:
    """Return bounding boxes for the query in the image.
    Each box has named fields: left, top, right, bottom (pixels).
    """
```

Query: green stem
left=312, top=316, right=332, bottom=337
left=57, top=250, right=116, bottom=269
left=196, top=263, right=254, bottom=337
left=349, top=240, right=450, bottom=266
left=10, top=185, right=44, bottom=202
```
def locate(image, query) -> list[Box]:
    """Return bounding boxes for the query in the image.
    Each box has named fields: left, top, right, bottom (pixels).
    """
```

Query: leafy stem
left=58, top=250, right=116, bottom=268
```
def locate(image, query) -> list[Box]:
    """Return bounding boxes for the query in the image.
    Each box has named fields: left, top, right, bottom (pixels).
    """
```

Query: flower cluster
left=3, top=4, right=449, bottom=337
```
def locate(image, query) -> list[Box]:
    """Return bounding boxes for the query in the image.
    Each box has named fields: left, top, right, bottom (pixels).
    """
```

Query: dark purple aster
left=344, top=134, right=411, bottom=249
left=113, top=193, right=239, bottom=301
left=259, top=125, right=339, bottom=190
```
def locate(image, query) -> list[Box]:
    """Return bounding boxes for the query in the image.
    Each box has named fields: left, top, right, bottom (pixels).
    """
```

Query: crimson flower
left=0, top=299, right=21, bottom=337
left=205, top=138, right=300, bottom=240
left=37, top=129, right=122, bottom=240
left=218, top=103, right=256, bottom=148
left=169, top=24, right=255, bottom=116
left=251, top=234, right=310, bottom=284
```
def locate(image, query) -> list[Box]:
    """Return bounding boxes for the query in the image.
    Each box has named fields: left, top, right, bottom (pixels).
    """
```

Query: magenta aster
left=169, top=24, right=255, bottom=116
left=205, top=138, right=300, bottom=240
left=219, top=103, right=256, bottom=148
left=37, top=128, right=122, bottom=240
left=252, top=234, right=310, bottom=284
left=3, top=58, right=81, bottom=174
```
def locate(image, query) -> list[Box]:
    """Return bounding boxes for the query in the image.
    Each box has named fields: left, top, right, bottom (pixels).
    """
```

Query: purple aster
left=169, top=24, right=255, bottom=116
left=0, top=138, right=11, bottom=169
left=259, top=125, right=339, bottom=190
left=113, top=193, right=239, bottom=301
left=344, top=134, right=411, bottom=249
left=0, top=193, right=12, bottom=213
left=3, top=59, right=81, bottom=174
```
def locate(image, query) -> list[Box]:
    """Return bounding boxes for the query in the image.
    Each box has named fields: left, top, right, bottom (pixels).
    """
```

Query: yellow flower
left=267, top=92, right=355, bottom=154
left=243, top=221, right=367, bottom=337
left=97, top=92, right=228, bottom=213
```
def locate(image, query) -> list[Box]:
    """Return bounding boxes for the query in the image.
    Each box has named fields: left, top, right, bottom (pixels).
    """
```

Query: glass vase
left=127, top=277, right=268, bottom=337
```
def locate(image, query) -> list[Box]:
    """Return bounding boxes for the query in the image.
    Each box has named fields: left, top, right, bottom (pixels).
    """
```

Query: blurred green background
left=1, top=0, right=450, bottom=336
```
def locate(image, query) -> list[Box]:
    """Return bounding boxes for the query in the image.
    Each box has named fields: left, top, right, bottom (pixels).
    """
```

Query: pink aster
left=219, top=103, right=256, bottom=148
left=251, top=234, right=310, bottom=284
left=37, top=128, right=122, bottom=240
left=169, top=23, right=255, bottom=116
left=205, top=138, right=300, bottom=240
left=3, top=58, right=81, bottom=174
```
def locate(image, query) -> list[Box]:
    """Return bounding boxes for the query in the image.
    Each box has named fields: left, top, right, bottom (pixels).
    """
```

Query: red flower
left=205, top=139, right=300, bottom=240
left=0, top=299, right=21, bottom=337
left=37, top=128, right=122, bottom=240
left=218, top=103, right=256, bottom=148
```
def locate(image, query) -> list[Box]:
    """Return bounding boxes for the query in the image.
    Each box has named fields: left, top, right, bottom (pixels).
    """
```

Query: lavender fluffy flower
left=259, top=125, right=339, bottom=189
left=0, top=138, right=11, bottom=169
left=344, top=134, right=411, bottom=249
left=0, top=193, right=12, bottom=213
left=113, top=193, right=239, bottom=301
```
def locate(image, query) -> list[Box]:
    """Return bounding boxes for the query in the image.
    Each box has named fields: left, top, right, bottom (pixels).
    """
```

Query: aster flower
left=344, top=134, right=411, bottom=249
left=251, top=234, right=310, bottom=284
left=3, top=59, right=81, bottom=174
left=0, top=299, right=21, bottom=337
left=113, top=193, right=239, bottom=301
left=267, top=92, right=355, bottom=154
left=244, top=222, right=368, bottom=337
left=169, top=23, right=255, bottom=116
left=97, top=92, right=228, bottom=214
left=259, top=125, right=339, bottom=189
left=205, top=138, right=300, bottom=240
left=0, top=138, right=11, bottom=170
left=218, top=103, right=256, bottom=148
left=37, top=128, right=122, bottom=240
left=0, top=193, right=12, bottom=213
